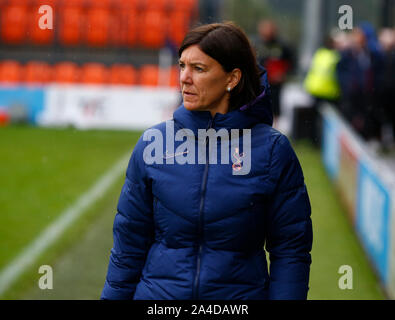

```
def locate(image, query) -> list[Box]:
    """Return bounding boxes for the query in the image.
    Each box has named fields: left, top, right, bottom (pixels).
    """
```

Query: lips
left=183, top=91, right=196, bottom=96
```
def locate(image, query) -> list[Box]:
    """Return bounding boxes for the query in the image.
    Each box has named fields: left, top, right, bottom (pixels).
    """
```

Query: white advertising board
left=38, top=85, right=181, bottom=130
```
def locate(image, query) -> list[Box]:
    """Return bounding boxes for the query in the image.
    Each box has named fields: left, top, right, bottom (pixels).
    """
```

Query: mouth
left=182, top=90, right=197, bottom=96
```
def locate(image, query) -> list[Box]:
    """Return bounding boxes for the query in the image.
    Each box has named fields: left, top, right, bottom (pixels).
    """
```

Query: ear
left=227, top=68, right=242, bottom=90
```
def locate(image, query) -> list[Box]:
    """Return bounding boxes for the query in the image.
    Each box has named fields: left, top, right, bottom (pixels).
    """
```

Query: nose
left=179, top=66, right=192, bottom=87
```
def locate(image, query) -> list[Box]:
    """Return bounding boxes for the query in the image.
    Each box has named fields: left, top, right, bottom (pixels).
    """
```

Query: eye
left=178, top=63, right=185, bottom=70
left=195, top=66, right=204, bottom=72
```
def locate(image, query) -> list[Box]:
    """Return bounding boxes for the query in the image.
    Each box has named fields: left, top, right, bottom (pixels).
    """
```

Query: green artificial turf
left=293, top=140, right=385, bottom=300
left=17, top=175, right=124, bottom=300
left=0, top=125, right=140, bottom=271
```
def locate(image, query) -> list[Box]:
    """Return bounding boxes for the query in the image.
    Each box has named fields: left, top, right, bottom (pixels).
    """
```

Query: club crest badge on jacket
left=232, top=147, right=245, bottom=172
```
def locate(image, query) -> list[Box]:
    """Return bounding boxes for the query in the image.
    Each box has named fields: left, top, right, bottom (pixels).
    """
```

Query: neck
left=207, top=95, right=230, bottom=117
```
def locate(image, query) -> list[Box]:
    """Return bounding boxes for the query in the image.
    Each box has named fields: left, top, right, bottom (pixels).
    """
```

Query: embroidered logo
left=163, top=150, right=189, bottom=159
left=143, top=120, right=251, bottom=175
left=232, top=147, right=245, bottom=172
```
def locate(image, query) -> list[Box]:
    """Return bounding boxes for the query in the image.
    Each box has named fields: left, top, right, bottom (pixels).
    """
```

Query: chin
left=183, top=102, right=202, bottom=111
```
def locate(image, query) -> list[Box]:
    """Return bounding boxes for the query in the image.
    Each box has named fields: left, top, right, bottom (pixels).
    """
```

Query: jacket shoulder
left=252, top=123, right=285, bottom=146
left=133, top=120, right=170, bottom=157
left=251, top=124, right=303, bottom=190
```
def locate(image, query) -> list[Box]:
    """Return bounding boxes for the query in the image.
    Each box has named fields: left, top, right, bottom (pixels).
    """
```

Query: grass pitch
left=0, top=125, right=140, bottom=298
left=294, top=141, right=385, bottom=300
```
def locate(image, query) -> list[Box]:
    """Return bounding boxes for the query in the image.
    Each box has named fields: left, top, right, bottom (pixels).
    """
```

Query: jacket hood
left=173, top=69, right=273, bottom=134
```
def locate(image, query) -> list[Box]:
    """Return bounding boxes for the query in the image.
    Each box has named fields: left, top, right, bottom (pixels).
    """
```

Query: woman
left=101, top=22, right=313, bottom=300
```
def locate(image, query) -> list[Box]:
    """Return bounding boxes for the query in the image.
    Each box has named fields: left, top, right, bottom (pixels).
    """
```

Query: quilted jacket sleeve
left=265, top=134, right=313, bottom=300
left=101, top=136, right=154, bottom=300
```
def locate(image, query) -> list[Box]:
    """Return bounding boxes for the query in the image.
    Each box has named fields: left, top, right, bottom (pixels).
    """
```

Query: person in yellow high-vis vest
left=303, top=37, right=342, bottom=145
left=304, top=47, right=341, bottom=102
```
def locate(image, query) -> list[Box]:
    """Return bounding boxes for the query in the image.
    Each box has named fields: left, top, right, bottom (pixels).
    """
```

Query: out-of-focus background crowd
left=304, top=22, right=395, bottom=150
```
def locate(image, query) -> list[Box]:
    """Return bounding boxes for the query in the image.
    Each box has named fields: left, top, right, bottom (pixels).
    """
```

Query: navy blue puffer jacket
left=101, top=82, right=313, bottom=300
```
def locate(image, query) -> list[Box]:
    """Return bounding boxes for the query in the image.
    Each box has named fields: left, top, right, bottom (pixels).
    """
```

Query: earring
left=227, top=87, right=231, bottom=92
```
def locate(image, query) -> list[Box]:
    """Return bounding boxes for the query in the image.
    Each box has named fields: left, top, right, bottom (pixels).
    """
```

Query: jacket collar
left=172, top=86, right=273, bottom=135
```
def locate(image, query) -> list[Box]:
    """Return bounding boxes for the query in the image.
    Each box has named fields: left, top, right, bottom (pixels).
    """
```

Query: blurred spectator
left=199, top=0, right=223, bottom=23
left=377, top=28, right=395, bottom=149
left=254, top=19, right=294, bottom=124
left=332, top=30, right=353, bottom=52
left=304, top=33, right=341, bottom=103
left=336, top=22, right=385, bottom=142
left=304, top=32, right=341, bottom=144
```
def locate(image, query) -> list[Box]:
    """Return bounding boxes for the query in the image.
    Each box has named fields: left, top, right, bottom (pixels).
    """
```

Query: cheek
left=198, top=75, right=225, bottom=100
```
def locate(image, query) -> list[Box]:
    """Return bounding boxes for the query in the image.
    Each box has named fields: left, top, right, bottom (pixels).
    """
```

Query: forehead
left=180, top=45, right=217, bottom=65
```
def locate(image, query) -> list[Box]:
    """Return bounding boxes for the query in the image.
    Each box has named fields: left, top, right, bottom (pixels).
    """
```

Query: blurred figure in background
left=199, top=0, right=223, bottom=23
left=304, top=31, right=342, bottom=145
left=254, top=19, right=294, bottom=126
left=377, top=28, right=395, bottom=150
left=332, top=30, right=354, bottom=52
left=337, top=23, right=385, bottom=143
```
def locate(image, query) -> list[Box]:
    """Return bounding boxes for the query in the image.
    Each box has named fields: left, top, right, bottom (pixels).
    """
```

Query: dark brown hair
left=179, top=22, right=263, bottom=111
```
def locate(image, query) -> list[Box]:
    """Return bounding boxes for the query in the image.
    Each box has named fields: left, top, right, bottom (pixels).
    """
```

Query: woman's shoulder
left=144, top=120, right=169, bottom=134
left=134, top=120, right=169, bottom=144
left=252, top=124, right=301, bottom=174
left=252, top=123, right=291, bottom=148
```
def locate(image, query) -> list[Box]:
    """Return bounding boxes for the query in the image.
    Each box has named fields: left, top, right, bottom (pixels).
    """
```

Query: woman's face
left=179, top=45, right=239, bottom=116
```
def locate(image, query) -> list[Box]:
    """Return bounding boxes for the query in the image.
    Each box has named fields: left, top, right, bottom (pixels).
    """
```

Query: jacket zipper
left=192, top=117, right=213, bottom=299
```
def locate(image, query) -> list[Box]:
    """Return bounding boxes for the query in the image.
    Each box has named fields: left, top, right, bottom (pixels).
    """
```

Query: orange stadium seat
left=0, top=5, right=28, bottom=44
left=170, top=0, right=196, bottom=11
left=24, top=61, right=53, bottom=84
left=122, top=10, right=138, bottom=47
left=139, top=64, right=159, bottom=86
left=167, top=9, right=190, bottom=46
left=114, top=0, right=140, bottom=10
left=109, top=64, right=137, bottom=85
left=58, top=6, right=84, bottom=46
left=141, top=0, right=167, bottom=11
left=85, top=7, right=112, bottom=47
left=60, top=0, right=86, bottom=8
left=29, top=3, right=56, bottom=45
left=111, top=11, right=126, bottom=46
left=139, top=10, right=167, bottom=48
left=7, top=0, right=32, bottom=5
left=80, top=63, right=108, bottom=84
left=31, top=0, right=57, bottom=6
left=53, top=62, right=80, bottom=83
left=85, top=0, right=112, bottom=8
left=0, top=60, right=22, bottom=83
left=111, top=1, right=139, bottom=47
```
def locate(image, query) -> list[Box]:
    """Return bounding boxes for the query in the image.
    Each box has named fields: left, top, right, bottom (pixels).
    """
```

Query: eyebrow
left=178, top=60, right=208, bottom=68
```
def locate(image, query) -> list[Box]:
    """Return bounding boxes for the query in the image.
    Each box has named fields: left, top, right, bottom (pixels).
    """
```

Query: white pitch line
left=0, top=151, right=131, bottom=297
